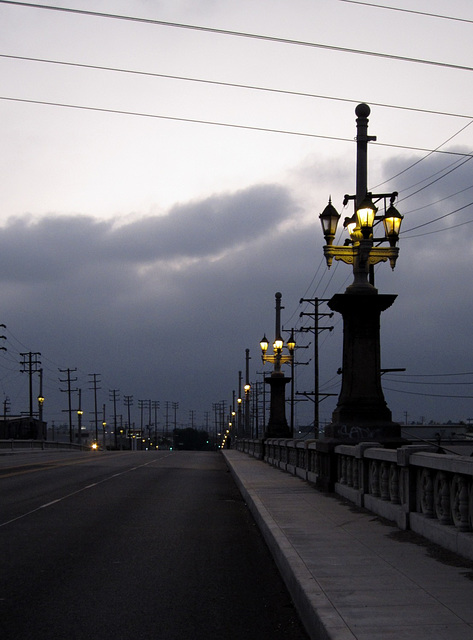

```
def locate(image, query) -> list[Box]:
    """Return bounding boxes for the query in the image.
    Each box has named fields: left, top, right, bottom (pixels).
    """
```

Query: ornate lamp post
left=260, top=292, right=295, bottom=438
left=319, top=103, right=403, bottom=442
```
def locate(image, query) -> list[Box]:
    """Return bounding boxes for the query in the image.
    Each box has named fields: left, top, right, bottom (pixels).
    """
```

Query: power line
left=0, top=1, right=472, bottom=73
left=402, top=216, right=473, bottom=239
left=399, top=155, right=473, bottom=202
left=373, top=122, right=473, bottom=190
left=338, top=0, right=473, bottom=25
left=386, top=371, right=473, bottom=377
left=401, top=200, right=473, bottom=235
left=2, top=94, right=471, bottom=157
left=385, top=387, right=473, bottom=399
left=2, top=53, right=472, bottom=122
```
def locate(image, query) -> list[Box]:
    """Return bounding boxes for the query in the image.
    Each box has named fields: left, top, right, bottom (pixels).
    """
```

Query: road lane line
left=0, top=452, right=174, bottom=528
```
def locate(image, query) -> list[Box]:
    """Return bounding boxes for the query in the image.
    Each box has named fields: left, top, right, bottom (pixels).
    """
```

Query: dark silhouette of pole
left=152, top=401, right=159, bottom=442
left=77, top=388, right=83, bottom=446
left=102, top=403, right=106, bottom=449
left=124, top=395, right=133, bottom=447
left=109, top=389, right=120, bottom=449
left=299, top=298, right=334, bottom=437
left=59, top=367, right=78, bottom=443
left=172, top=402, right=179, bottom=431
left=21, top=352, right=41, bottom=418
left=245, top=349, right=251, bottom=437
left=88, top=373, right=101, bottom=444
left=37, top=368, right=44, bottom=424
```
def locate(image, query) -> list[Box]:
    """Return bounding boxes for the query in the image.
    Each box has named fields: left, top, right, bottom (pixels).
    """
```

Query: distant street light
left=319, top=103, right=403, bottom=442
left=260, top=292, right=295, bottom=438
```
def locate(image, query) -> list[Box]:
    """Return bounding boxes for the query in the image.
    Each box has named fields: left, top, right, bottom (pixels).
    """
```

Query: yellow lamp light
left=383, top=204, right=403, bottom=246
left=356, top=195, right=377, bottom=238
left=259, top=334, right=269, bottom=354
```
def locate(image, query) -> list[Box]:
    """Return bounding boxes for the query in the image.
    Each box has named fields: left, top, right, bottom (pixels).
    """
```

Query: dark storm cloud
left=0, top=182, right=306, bottom=423
left=0, top=183, right=294, bottom=285
left=107, top=184, right=295, bottom=263
left=1, top=153, right=472, bottom=427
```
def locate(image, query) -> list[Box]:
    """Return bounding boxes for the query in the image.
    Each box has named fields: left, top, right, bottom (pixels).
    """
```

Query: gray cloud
left=0, top=154, right=472, bottom=431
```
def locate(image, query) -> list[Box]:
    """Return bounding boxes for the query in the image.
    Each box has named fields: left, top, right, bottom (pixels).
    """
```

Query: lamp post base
left=264, top=373, right=291, bottom=439
left=323, top=419, right=401, bottom=443
left=324, top=291, right=400, bottom=444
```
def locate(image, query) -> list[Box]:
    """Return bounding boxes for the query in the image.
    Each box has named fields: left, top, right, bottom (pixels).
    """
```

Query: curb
left=223, top=452, right=355, bottom=640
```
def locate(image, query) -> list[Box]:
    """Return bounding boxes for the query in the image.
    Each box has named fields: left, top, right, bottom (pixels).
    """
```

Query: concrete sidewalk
left=223, top=449, right=473, bottom=640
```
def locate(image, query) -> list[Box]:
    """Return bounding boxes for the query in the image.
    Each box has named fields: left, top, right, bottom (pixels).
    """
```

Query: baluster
left=353, top=459, right=359, bottom=490
left=420, top=469, right=434, bottom=518
left=436, top=472, right=451, bottom=524
left=347, top=457, right=353, bottom=487
left=370, top=461, right=380, bottom=497
left=340, top=455, right=346, bottom=484
left=389, top=464, right=400, bottom=504
left=458, top=476, right=470, bottom=532
left=380, top=462, right=390, bottom=500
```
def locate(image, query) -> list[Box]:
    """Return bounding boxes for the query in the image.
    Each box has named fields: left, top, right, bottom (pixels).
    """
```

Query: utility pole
left=124, top=395, right=133, bottom=446
left=88, top=373, right=101, bottom=444
left=59, top=367, right=78, bottom=443
left=3, top=396, right=10, bottom=438
left=152, top=401, right=159, bottom=442
left=102, top=403, right=107, bottom=449
left=172, top=402, right=179, bottom=432
left=20, top=352, right=41, bottom=418
left=299, top=298, right=335, bottom=438
left=138, top=399, right=145, bottom=438
left=109, top=389, right=120, bottom=449
left=165, top=401, right=170, bottom=437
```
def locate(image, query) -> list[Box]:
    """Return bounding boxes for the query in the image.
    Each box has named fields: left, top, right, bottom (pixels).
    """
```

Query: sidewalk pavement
left=223, top=449, right=473, bottom=640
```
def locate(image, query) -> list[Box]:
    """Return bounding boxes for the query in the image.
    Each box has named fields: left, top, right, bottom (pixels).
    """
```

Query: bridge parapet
left=236, top=437, right=473, bottom=561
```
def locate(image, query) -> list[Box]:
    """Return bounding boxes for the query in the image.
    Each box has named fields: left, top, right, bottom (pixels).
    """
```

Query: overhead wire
left=338, top=0, right=473, bottom=25
left=373, top=121, right=473, bottom=190
left=1, top=95, right=471, bottom=158
left=1, top=53, right=472, bottom=123
left=0, top=1, right=472, bottom=73
left=0, top=2, right=472, bottom=418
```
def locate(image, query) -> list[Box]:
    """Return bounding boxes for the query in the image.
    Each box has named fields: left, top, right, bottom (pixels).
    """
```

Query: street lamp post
left=319, top=104, right=403, bottom=443
left=260, top=292, right=295, bottom=438
left=77, top=389, right=83, bottom=446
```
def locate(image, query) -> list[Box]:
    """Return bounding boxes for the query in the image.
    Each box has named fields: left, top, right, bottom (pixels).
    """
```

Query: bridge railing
left=235, top=437, right=473, bottom=561
left=0, top=439, right=90, bottom=452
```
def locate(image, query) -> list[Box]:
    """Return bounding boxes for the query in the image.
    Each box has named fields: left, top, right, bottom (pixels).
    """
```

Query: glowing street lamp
left=319, top=104, right=403, bottom=442
left=260, top=292, right=295, bottom=438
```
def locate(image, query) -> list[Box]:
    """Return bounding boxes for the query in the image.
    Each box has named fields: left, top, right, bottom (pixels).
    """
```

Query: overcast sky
left=0, top=0, right=472, bottom=435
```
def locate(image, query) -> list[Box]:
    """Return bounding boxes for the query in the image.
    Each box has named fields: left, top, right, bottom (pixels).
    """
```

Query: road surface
left=0, top=450, right=309, bottom=639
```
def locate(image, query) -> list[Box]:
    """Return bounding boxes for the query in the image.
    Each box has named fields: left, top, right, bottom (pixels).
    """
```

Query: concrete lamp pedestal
left=264, top=373, right=291, bottom=439
left=324, top=291, right=401, bottom=443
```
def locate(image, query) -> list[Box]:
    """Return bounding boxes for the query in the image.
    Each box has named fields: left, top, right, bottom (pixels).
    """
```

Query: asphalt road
left=0, top=450, right=309, bottom=639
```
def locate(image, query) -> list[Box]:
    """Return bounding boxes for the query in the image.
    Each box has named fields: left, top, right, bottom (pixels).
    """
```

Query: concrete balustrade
left=236, top=437, right=473, bottom=561
left=0, top=439, right=90, bottom=451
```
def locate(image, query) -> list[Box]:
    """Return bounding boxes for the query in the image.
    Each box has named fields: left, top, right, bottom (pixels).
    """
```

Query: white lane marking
left=0, top=452, right=173, bottom=528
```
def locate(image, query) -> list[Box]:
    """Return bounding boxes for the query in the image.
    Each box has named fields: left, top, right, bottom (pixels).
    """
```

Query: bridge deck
left=223, top=449, right=473, bottom=640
